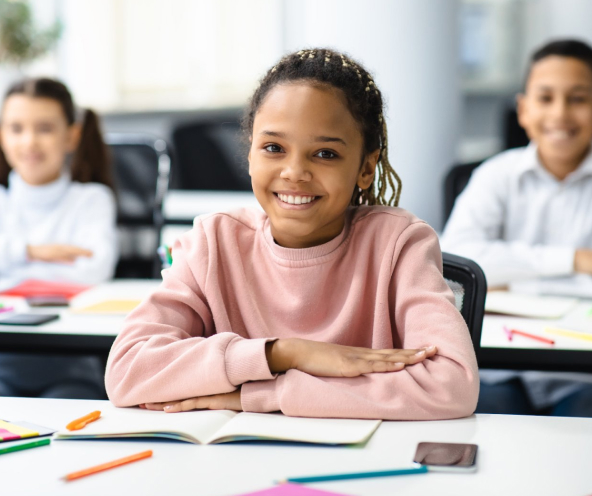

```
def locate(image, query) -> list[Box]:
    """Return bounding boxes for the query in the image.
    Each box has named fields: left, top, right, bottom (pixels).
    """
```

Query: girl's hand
left=266, top=338, right=437, bottom=378
left=27, top=244, right=93, bottom=263
left=141, top=389, right=243, bottom=413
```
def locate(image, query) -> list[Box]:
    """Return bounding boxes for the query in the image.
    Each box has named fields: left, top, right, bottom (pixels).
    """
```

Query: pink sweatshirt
left=106, top=206, right=479, bottom=420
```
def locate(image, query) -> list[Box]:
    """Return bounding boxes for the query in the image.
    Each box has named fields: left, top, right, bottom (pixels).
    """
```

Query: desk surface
left=480, top=296, right=592, bottom=372
left=1, top=397, right=590, bottom=496
left=0, top=280, right=160, bottom=353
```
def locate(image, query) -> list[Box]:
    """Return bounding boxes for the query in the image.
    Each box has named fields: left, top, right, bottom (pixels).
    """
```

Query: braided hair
left=243, top=48, right=402, bottom=207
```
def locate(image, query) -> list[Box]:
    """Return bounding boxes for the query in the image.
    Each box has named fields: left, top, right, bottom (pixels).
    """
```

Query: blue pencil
left=280, top=465, right=428, bottom=483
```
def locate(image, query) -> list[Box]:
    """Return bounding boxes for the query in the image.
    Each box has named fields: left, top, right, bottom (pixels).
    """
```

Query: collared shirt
left=441, top=143, right=592, bottom=289
left=441, top=143, right=592, bottom=409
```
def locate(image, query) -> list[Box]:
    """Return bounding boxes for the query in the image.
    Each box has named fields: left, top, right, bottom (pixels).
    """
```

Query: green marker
left=0, top=438, right=50, bottom=456
left=587, top=306, right=592, bottom=317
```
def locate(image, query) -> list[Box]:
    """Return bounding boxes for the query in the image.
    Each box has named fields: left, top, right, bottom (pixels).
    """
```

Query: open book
left=54, top=406, right=381, bottom=445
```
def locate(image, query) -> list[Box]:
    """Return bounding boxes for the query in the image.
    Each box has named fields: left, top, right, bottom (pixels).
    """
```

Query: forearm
left=243, top=355, right=479, bottom=420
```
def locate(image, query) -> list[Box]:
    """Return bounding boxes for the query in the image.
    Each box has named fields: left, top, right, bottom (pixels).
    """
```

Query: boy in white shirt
left=442, top=39, right=592, bottom=416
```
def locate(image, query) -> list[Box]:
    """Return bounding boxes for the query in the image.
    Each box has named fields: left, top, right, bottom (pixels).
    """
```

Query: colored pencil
left=510, top=329, right=555, bottom=345
left=545, top=327, right=592, bottom=343
left=280, top=465, right=428, bottom=484
left=64, top=449, right=153, bottom=481
left=0, top=438, right=50, bottom=456
left=502, top=325, right=513, bottom=341
left=66, top=410, right=101, bottom=431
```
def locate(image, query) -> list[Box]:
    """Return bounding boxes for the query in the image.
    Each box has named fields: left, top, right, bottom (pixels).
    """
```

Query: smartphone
left=0, top=314, right=60, bottom=326
left=413, top=442, right=478, bottom=473
left=26, top=295, right=70, bottom=307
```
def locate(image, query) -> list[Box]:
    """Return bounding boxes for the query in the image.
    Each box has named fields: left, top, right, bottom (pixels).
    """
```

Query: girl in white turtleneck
left=0, top=78, right=117, bottom=399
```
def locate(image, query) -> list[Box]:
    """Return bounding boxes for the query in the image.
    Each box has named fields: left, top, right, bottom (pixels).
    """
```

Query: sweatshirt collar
left=263, top=208, right=354, bottom=264
left=8, top=170, right=71, bottom=208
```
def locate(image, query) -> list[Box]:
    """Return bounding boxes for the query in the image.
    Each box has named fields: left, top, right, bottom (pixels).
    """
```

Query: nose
left=550, top=97, right=569, bottom=120
left=279, top=154, right=312, bottom=182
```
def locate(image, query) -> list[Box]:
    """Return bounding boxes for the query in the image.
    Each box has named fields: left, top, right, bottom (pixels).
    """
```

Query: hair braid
left=243, top=48, right=402, bottom=207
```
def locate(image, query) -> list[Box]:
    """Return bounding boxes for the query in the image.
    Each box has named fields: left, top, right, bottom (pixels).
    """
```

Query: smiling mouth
left=275, top=193, right=319, bottom=205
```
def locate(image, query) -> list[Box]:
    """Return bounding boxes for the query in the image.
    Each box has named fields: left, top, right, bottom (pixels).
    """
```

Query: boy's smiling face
left=249, top=83, right=377, bottom=249
left=517, top=55, right=592, bottom=178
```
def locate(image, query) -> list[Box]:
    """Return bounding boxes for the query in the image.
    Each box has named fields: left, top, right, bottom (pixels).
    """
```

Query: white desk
left=0, top=280, right=160, bottom=354
left=1, top=397, right=590, bottom=496
left=479, top=296, right=592, bottom=372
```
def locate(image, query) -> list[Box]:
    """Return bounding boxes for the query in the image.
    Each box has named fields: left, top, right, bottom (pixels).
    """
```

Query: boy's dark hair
left=243, top=48, right=401, bottom=207
left=0, top=77, right=114, bottom=190
left=526, top=39, right=592, bottom=86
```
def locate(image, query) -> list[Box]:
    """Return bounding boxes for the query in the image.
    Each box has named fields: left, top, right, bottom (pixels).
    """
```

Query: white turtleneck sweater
left=0, top=171, right=118, bottom=288
left=0, top=171, right=117, bottom=397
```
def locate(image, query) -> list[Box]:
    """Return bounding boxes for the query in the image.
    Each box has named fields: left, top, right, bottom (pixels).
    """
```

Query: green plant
left=0, top=0, right=61, bottom=66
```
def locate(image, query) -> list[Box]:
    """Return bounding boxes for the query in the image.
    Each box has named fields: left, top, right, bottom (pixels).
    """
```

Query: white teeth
left=277, top=194, right=316, bottom=205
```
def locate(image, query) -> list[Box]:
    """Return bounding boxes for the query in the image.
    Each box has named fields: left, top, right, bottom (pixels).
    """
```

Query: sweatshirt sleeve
left=105, top=220, right=276, bottom=407
left=440, top=164, right=574, bottom=287
left=241, top=223, right=480, bottom=420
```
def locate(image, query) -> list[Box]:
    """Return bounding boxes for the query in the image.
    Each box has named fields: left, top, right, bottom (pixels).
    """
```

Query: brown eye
left=264, top=144, right=282, bottom=153
left=315, top=150, right=337, bottom=159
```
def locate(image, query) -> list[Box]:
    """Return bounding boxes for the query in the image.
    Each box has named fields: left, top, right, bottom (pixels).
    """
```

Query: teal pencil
left=280, top=465, right=428, bottom=484
left=0, top=438, right=50, bottom=456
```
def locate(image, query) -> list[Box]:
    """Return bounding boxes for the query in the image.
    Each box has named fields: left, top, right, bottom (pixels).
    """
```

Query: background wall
left=1, top=0, right=592, bottom=230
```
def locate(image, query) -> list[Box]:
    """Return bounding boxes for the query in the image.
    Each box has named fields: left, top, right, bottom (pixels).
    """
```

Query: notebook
left=54, top=407, right=381, bottom=446
left=70, top=299, right=142, bottom=314
left=236, top=484, right=352, bottom=496
left=0, top=279, right=90, bottom=299
left=485, top=291, right=578, bottom=319
left=0, top=420, right=55, bottom=442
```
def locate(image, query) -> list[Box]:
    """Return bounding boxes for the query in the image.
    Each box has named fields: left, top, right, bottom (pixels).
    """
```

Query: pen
left=545, top=327, right=592, bottom=343
left=502, top=326, right=513, bottom=341
left=66, top=410, right=101, bottom=431
left=157, top=246, right=171, bottom=268
left=0, top=438, right=50, bottom=456
left=510, top=329, right=555, bottom=345
left=0, top=306, right=14, bottom=313
left=279, top=465, right=428, bottom=484
left=63, top=449, right=153, bottom=481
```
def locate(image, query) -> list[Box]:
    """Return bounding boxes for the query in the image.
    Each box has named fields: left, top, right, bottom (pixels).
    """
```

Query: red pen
left=510, top=329, right=555, bottom=345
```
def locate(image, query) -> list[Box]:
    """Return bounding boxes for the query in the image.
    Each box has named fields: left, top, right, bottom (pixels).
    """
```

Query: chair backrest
left=170, top=109, right=251, bottom=191
left=442, top=160, right=483, bottom=226
left=503, top=107, right=529, bottom=150
left=442, top=252, right=487, bottom=354
left=106, top=133, right=172, bottom=278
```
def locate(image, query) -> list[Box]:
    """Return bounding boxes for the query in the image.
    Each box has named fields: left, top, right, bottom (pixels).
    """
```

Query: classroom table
left=0, top=280, right=161, bottom=354
left=1, top=397, right=590, bottom=496
left=479, top=296, right=592, bottom=372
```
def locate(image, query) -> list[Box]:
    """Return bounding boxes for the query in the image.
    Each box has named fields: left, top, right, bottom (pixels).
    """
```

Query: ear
left=357, top=148, right=380, bottom=190
left=66, top=123, right=81, bottom=153
left=515, top=93, right=528, bottom=130
left=247, top=135, right=253, bottom=176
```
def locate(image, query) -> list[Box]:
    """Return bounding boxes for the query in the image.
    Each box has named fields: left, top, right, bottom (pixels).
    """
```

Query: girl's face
left=0, top=94, right=78, bottom=185
left=249, top=83, right=378, bottom=248
left=517, top=56, right=592, bottom=175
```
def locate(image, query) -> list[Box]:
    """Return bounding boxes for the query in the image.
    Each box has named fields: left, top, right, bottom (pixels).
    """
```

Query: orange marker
left=64, top=450, right=153, bottom=481
left=66, top=410, right=101, bottom=431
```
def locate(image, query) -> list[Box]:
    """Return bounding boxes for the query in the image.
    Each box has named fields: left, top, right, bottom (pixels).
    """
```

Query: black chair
left=107, top=133, right=172, bottom=278
left=503, top=107, right=529, bottom=150
left=170, top=109, right=251, bottom=191
left=442, top=252, right=487, bottom=357
left=442, top=160, right=483, bottom=226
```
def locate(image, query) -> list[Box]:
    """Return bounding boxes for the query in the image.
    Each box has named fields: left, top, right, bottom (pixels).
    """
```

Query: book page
left=485, top=291, right=578, bottom=319
left=209, top=412, right=381, bottom=445
left=55, top=406, right=237, bottom=444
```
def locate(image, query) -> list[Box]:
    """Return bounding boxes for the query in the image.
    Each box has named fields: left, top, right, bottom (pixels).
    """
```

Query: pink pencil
left=502, top=326, right=513, bottom=341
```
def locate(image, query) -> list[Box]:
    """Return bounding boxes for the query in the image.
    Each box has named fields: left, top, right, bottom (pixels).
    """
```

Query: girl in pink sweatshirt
left=106, top=48, right=479, bottom=420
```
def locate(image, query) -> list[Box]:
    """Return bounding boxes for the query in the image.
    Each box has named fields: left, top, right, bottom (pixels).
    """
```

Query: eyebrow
left=259, top=130, right=347, bottom=146
left=535, top=84, right=592, bottom=92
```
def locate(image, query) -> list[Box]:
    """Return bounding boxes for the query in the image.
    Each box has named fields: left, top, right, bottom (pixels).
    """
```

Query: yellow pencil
left=544, top=327, right=592, bottom=343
